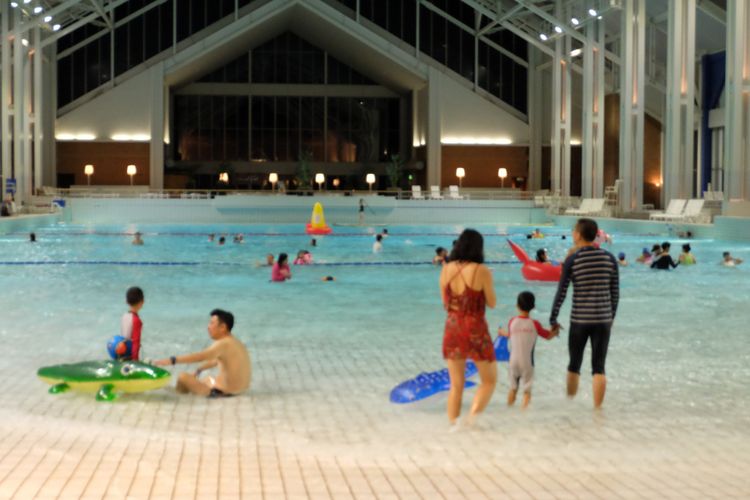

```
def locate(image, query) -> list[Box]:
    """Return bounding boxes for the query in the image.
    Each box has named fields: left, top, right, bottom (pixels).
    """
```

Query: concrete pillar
left=664, top=0, right=696, bottom=203
left=33, top=27, right=42, bottom=192
left=149, top=62, right=165, bottom=189
left=1, top=2, right=11, bottom=191
left=724, top=0, right=750, bottom=200
left=551, top=0, right=572, bottom=196
left=12, top=11, right=25, bottom=204
left=618, top=0, right=646, bottom=212
left=528, top=47, right=543, bottom=191
left=582, top=20, right=605, bottom=198
left=426, top=67, right=441, bottom=188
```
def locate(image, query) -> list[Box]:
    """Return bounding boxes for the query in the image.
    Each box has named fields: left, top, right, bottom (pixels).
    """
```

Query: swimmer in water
left=218, top=236, right=226, bottom=246
left=208, top=233, right=215, bottom=242
left=531, top=228, right=544, bottom=239
left=433, top=247, right=448, bottom=265
left=310, top=238, right=317, bottom=247
left=321, top=276, right=335, bottom=282
left=617, top=252, right=628, bottom=266
left=29, top=232, right=36, bottom=243
left=373, top=234, right=383, bottom=253
left=651, top=242, right=678, bottom=270
left=536, top=248, right=550, bottom=264
left=636, top=247, right=651, bottom=264
left=679, top=244, right=697, bottom=265
left=233, top=234, right=244, bottom=244
left=132, top=232, right=144, bottom=245
left=722, top=252, right=743, bottom=267
left=271, top=253, right=291, bottom=281
left=255, top=253, right=275, bottom=268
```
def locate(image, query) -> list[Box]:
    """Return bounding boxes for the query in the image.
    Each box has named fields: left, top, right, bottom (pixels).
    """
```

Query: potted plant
left=386, top=154, right=404, bottom=191
left=296, top=150, right=313, bottom=195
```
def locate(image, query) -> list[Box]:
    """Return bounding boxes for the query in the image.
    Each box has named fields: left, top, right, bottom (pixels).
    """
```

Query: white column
left=550, top=23, right=562, bottom=194
left=426, top=67, right=442, bottom=188
left=664, top=0, right=696, bottom=203
left=618, top=0, right=646, bottom=212
left=23, top=37, right=32, bottom=198
left=724, top=0, right=750, bottom=200
left=582, top=20, right=605, bottom=198
left=528, top=47, right=542, bottom=191
left=149, top=63, right=165, bottom=189
left=12, top=13, right=25, bottom=204
left=33, top=27, right=42, bottom=192
left=1, top=2, right=11, bottom=190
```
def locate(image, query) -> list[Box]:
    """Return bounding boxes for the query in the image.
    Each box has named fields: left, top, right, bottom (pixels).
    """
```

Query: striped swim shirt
left=550, top=245, right=619, bottom=326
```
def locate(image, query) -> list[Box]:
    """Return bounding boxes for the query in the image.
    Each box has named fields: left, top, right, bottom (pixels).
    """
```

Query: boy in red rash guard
left=121, top=287, right=145, bottom=361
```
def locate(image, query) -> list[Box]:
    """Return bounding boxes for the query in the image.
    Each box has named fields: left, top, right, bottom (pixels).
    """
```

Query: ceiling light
left=33, top=6, right=42, bottom=13
left=571, top=17, right=579, bottom=25
left=10, top=2, right=18, bottom=8
left=539, top=33, right=548, bottom=41
left=52, top=24, right=61, bottom=31
left=554, top=26, right=563, bottom=33
left=21, top=39, right=28, bottom=47
left=589, top=8, right=597, bottom=16
left=23, top=0, right=31, bottom=4
left=597, top=15, right=602, bottom=19
left=570, top=48, right=582, bottom=57
left=44, top=16, right=52, bottom=22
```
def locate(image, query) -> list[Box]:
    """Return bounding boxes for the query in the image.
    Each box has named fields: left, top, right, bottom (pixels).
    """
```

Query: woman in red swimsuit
left=439, top=229, right=498, bottom=425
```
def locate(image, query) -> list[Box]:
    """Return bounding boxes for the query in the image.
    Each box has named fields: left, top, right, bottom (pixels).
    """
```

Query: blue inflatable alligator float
left=389, top=336, right=509, bottom=404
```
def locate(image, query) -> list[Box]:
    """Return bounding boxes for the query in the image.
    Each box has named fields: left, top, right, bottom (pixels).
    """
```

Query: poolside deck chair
left=429, top=185, right=443, bottom=200
left=674, top=199, right=705, bottom=222
left=650, top=199, right=687, bottom=220
left=412, top=185, right=424, bottom=200
left=448, top=185, right=464, bottom=200
left=565, top=198, right=593, bottom=215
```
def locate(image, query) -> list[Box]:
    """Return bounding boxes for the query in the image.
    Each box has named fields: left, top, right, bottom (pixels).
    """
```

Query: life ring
left=508, top=240, right=562, bottom=282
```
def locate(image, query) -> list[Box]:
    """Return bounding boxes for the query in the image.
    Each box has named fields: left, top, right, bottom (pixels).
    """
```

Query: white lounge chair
left=429, top=185, right=443, bottom=200
left=674, top=199, right=705, bottom=222
left=565, top=198, right=593, bottom=215
left=412, top=185, right=424, bottom=200
left=650, top=199, right=687, bottom=220
left=448, top=185, right=464, bottom=200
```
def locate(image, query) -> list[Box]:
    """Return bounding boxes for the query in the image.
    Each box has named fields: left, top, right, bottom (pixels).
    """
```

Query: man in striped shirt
left=550, top=218, right=619, bottom=408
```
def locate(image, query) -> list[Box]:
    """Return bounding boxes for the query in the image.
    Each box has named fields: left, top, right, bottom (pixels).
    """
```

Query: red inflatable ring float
left=508, top=240, right=562, bottom=282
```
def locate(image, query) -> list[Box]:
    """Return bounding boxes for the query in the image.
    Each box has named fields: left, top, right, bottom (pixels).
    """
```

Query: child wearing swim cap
left=617, top=252, right=628, bottom=266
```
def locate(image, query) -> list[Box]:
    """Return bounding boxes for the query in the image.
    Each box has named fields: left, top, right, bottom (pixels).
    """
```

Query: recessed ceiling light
left=571, top=17, right=579, bottom=25
left=539, top=33, right=548, bottom=41
left=589, top=8, right=597, bottom=16
left=554, top=26, right=563, bottom=33
left=53, top=24, right=61, bottom=31
left=44, top=16, right=52, bottom=22
left=33, top=6, right=42, bottom=13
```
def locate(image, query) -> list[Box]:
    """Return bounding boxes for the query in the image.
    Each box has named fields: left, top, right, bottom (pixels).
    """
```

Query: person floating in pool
left=536, top=248, right=550, bottom=264
left=617, top=252, right=628, bottom=266
left=154, top=309, right=251, bottom=398
left=233, top=234, right=244, bottom=244
left=120, top=286, right=144, bottom=361
left=293, top=250, right=313, bottom=265
left=678, top=244, right=697, bottom=265
left=373, top=234, right=383, bottom=253
left=722, top=252, right=743, bottom=267
left=433, top=247, right=448, bottom=266
left=651, top=242, right=679, bottom=270
left=321, top=276, right=335, bottom=282
left=497, top=291, right=556, bottom=409
left=132, top=232, right=144, bottom=245
left=440, top=229, right=498, bottom=427
left=380, top=228, right=389, bottom=238
left=218, top=236, right=226, bottom=246
left=531, top=228, right=544, bottom=239
left=635, top=248, right=651, bottom=264
left=271, top=253, right=291, bottom=281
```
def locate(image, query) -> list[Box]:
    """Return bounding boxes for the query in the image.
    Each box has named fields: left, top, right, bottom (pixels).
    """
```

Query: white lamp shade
left=268, top=173, right=278, bottom=183
left=315, top=173, right=325, bottom=184
left=218, top=172, right=229, bottom=183
left=498, top=167, right=508, bottom=179
left=84, top=164, right=94, bottom=175
left=456, top=167, right=465, bottom=178
left=366, top=173, right=376, bottom=184
left=332, top=178, right=340, bottom=187
left=126, top=164, right=137, bottom=176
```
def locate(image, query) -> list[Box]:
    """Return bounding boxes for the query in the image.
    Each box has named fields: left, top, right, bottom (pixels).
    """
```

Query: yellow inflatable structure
left=306, top=202, right=332, bottom=235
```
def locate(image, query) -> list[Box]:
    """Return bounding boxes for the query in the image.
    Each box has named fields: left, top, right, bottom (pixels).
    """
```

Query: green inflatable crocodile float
left=37, top=360, right=171, bottom=401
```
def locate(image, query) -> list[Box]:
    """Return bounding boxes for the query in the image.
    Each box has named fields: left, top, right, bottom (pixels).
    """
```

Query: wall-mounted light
left=268, top=172, right=278, bottom=191
left=218, top=172, right=229, bottom=184
left=366, top=173, right=376, bottom=192
left=332, top=178, right=340, bottom=188
left=315, top=173, right=325, bottom=191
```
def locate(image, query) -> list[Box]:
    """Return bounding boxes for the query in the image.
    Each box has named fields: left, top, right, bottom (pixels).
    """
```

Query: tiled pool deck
left=1, top=348, right=748, bottom=499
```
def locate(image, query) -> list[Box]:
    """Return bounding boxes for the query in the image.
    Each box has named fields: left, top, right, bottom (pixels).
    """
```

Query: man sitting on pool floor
left=155, top=309, right=251, bottom=397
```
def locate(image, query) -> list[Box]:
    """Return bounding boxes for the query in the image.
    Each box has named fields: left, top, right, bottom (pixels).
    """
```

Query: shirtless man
left=155, top=309, right=251, bottom=397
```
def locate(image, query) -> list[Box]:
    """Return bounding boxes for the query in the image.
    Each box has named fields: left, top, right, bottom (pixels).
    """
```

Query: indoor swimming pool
left=0, top=221, right=748, bottom=497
